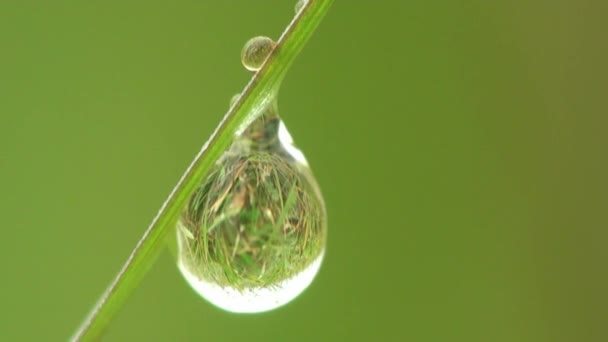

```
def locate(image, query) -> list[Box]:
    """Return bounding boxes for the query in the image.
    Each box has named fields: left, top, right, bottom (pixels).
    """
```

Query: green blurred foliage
left=0, top=1, right=606, bottom=341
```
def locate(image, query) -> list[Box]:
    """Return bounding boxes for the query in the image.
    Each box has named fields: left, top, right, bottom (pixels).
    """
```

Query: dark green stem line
left=71, top=1, right=333, bottom=340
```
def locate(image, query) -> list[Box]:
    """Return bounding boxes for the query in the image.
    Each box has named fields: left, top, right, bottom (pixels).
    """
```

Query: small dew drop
left=229, top=93, right=241, bottom=108
left=241, top=36, right=276, bottom=72
left=295, top=0, right=309, bottom=14
left=176, top=101, right=327, bottom=313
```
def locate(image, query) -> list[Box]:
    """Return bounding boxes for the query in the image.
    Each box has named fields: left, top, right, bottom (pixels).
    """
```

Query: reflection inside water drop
left=176, top=102, right=327, bottom=313
left=178, top=243, right=325, bottom=313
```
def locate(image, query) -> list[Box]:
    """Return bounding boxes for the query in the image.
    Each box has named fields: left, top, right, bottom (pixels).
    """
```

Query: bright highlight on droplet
left=176, top=101, right=327, bottom=313
left=241, top=36, right=276, bottom=72
left=178, top=247, right=325, bottom=313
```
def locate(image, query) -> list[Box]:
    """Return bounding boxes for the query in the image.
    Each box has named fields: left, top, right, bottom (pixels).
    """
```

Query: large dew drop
left=176, top=101, right=327, bottom=313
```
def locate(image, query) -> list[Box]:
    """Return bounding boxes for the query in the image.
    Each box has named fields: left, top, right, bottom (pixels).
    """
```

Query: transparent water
left=176, top=104, right=327, bottom=313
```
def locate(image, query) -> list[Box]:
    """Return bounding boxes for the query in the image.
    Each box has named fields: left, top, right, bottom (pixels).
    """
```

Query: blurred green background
left=1, top=1, right=606, bottom=341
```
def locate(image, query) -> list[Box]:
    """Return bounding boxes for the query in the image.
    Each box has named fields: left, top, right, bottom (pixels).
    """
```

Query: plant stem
left=72, top=1, right=334, bottom=340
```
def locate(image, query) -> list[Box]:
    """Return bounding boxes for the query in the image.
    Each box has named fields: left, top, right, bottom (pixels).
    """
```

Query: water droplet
left=295, top=0, right=309, bottom=14
left=241, top=36, right=276, bottom=72
left=176, top=101, right=327, bottom=313
left=229, top=93, right=241, bottom=108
